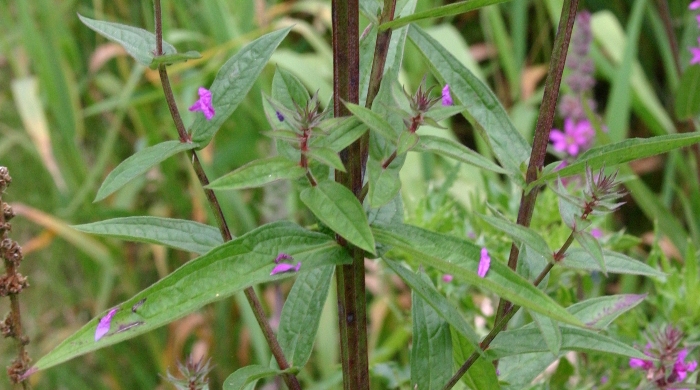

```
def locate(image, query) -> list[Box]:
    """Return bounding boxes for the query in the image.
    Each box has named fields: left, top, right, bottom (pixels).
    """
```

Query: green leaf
left=384, top=259, right=481, bottom=351
left=300, top=181, right=376, bottom=254
left=397, top=132, right=419, bottom=155
left=148, top=51, right=202, bottom=69
left=344, top=102, right=399, bottom=143
left=567, top=294, right=646, bottom=328
left=277, top=266, right=334, bottom=367
left=306, top=147, right=346, bottom=172
left=95, top=140, right=198, bottom=202
left=416, top=135, right=507, bottom=174
left=372, top=224, right=582, bottom=327
left=675, top=65, right=700, bottom=120
left=261, top=130, right=299, bottom=142
left=272, top=67, right=310, bottom=109
left=573, top=230, right=606, bottom=275
left=451, top=329, right=500, bottom=390
left=224, top=365, right=296, bottom=390
left=537, top=133, right=700, bottom=184
left=77, top=14, right=176, bottom=66
left=72, top=217, right=223, bottom=255
left=312, top=117, right=367, bottom=152
left=409, top=24, right=530, bottom=176
left=561, top=248, right=666, bottom=280
left=367, top=159, right=402, bottom=208
left=486, top=326, right=649, bottom=361
left=410, top=273, right=453, bottom=390
left=478, top=211, right=552, bottom=261
left=191, top=27, right=292, bottom=146
left=206, top=156, right=306, bottom=191
left=530, top=311, right=561, bottom=356
left=31, top=221, right=350, bottom=372
left=380, top=0, right=512, bottom=31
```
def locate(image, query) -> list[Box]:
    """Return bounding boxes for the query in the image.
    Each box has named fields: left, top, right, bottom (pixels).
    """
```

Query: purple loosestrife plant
left=629, top=326, right=698, bottom=388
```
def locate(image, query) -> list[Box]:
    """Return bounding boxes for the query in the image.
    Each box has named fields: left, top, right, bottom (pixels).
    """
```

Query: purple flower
left=673, top=348, right=698, bottom=381
left=691, top=38, right=700, bottom=65
left=629, top=357, right=654, bottom=370
left=549, top=118, right=594, bottom=156
left=189, top=87, right=215, bottom=120
left=275, top=253, right=293, bottom=264
left=442, top=274, right=453, bottom=283
left=441, top=84, right=453, bottom=106
left=590, top=228, right=603, bottom=239
left=478, top=248, right=490, bottom=278
left=95, top=307, right=119, bottom=341
left=270, top=262, right=301, bottom=276
left=690, top=0, right=700, bottom=10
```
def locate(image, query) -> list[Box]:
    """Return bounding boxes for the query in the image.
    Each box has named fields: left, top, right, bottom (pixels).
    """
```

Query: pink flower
left=478, top=248, right=490, bottom=278
left=275, top=253, right=293, bottom=264
left=629, top=357, right=653, bottom=370
left=691, top=38, right=700, bottom=65
left=95, top=307, right=119, bottom=341
left=673, top=348, right=698, bottom=381
left=442, top=274, right=453, bottom=283
left=270, top=262, right=301, bottom=276
left=690, top=0, right=700, bottom=10
left=549, top=118, right=594, bottom=156
left=189, top=87, right=215, bottom=120
left=441, top=84, right=453, bottom=106
left=590, top=228, right=603, bottom=239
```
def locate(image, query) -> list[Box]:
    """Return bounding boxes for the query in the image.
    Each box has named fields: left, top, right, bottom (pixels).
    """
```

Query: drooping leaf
left=206, top=156, right=306, bottom=191
left=223, top=365, right=297, bottom=390
left=372, top=224, right=582, bottom=326
left=191, top=27, right=292, bottom=146
left=384, top=259, right=481, bottom=350
left=561, top=248, right=666, bottom=280
left=409, top=24, right=530, bottom=177
left=345, top=102, right=399, bottom=143
left=72, top=217, right=222, bottom=255
left=573, top=230, right=606, bottom=275
left=306, top=147, right=346, bottom=172
left=78, top=14, right=176, bottom=66
left=31, top=221, right=350, bottom=372
left=416, top=135, right=507, bottom=173
left=367, top=158, right=402, bottom=208
left=410, top=273, right=453, bottom=390
left=95, top=140, right=198, bottom=202
left=380, top=0, right=512, bottom=31
left=148, top=51, right=202, bottom=69
left=277, top=266, right=334, bottom=367
left=300, top=181, right=376, bottom=254
left=312, top=117, right=367, bottom=152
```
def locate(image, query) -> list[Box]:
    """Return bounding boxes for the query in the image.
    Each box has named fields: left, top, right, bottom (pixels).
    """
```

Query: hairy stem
left=494, top=0, right=579, bottom=330
left=152, top=2, right=300, bottom=388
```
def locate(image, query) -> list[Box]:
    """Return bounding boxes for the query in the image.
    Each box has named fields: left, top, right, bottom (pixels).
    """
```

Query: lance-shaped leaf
left=223, top=365, right=297, bottom=390
left=416, top=135, right=507, bottom=174
left=277, top=266, right=334, bottom=367
left=409, top=24, right=530, bottom=177
left=410, top=273, right=453, bottom=390
left=380, top=0, right=512, bottom=31
left=78, top=14, right=177, bottom=66
left=530, top=311, right=562, bottom=356
left=568, top=294, right=646, bottom=328
left=478, top=211, right=552, bottom=261
left=311, top=117, right=367, bottom=152
left=384, top=259, right=481, bottom=351
left=306, top=147, right=346, bottom=172
left=30, top=221, right=350, bottom=372
left=372, top=224, right=582, bottom=326
left=191, top=27, right=292, bottom=147
left=561, top=248, right=666, bottom=280
left=300, top=181, right=376, bottom=254
left=486, top=326, right=649, bottom=361
left=535, top=133, right=700, bottom=186
left=573, top=230, right=606, bottom=275
left=345, top=102, right=400, bottom=143
left=451, top=330, right=500, bottom=390
left=397, top=132, right=419, bottom=155
left=95, top=140, right=198, bottom=202
left=72, top=217, right=223, bottom=255
left=206, top=156, right=306, bottom=191
left=367, top=159, right=401, bottom=208
left=148, top=51, right=202, bottom=69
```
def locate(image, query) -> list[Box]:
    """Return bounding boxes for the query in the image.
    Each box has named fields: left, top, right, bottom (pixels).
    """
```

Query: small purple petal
left=442, top=274, right=453, bottom=283
left=276, top=111, right=285, bottom=122
left=629, top=358, right=653, bottom=370
left=95, top=308, right=119, bottom=341
left=690, top=0, right=700, bottom=10
left=478, top=248, right=490, bottom=278
left=189, top=87, right=215, bottom=120
left=271, top=262, right=302, bottom=275
left=691, top=44, right=700, bottom=65
left=275, top=253, right=293, bottom=264
left=441, top=84, right=453, bottom=106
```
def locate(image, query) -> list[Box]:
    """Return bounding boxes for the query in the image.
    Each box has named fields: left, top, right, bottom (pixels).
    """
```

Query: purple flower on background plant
left=590, top=228, right=603, bottom=239
left=550, top=118, right=594, bottom=156
left=442, top=274, right=453, bottom=283
left=629, top=357, right=654, bottom=370
left=275, top=253, right=293, bottom=264
left=189, top=87, right=215, bottom=120
left=478, top=248, right=490, bottom=278
left=691, top=38, right=700, bottom=65
left=270, top=262, right=301, bottom=276
left=441, top=84, right=453, bottom=106
left=673, top=349, right=698, bottom=381
left=95, top=307, right=119, bottom=341
left=690, top=0, right=700, bottom=10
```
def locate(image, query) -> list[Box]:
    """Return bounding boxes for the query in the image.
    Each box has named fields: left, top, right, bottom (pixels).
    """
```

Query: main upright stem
left=332, top=1, right=370, bottom=389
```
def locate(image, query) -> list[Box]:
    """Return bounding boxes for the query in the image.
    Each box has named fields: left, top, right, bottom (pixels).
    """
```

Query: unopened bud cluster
left=165, top=355, right=213, bottom=390
left=580, top=166, right=626, bottom=218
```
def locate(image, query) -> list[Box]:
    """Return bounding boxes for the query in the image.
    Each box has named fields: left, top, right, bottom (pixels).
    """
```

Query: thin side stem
left=494, top=0, right=579, bottom=327
left=655, top=0, right=681, bottom=76
left=152, top=2, right=300, bottom=388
